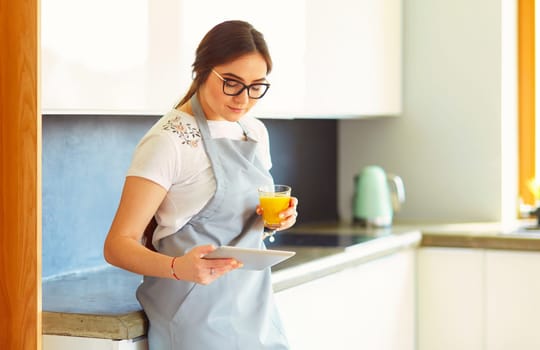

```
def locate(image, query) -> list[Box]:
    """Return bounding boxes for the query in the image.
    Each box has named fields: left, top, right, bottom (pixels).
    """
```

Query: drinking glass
left=258, top=184, right=291, bottom=242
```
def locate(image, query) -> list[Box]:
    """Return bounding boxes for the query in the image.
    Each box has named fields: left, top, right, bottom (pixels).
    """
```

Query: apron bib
left=136, top=96, right=290, bottom=350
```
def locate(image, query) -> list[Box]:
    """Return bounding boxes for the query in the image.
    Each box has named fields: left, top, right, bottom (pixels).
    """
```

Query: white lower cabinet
left=485, top=250, right=540, bottom=350
left=417, top=247, right=484, bottom=350
left=418, top=247, right=540, bottom=350
left=275, top=249, right=416, bottom=350
left=43, top=335, right=147, bottom=350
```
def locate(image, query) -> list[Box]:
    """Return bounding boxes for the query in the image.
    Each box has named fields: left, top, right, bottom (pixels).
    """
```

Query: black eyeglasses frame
left=211, top=69, right=270, bottom=99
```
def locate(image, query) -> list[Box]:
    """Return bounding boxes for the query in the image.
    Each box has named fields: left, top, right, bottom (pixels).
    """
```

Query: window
left=519, top=0, right=535, bottom=206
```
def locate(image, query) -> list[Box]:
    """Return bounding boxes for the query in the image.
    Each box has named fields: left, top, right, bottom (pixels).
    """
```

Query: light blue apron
left=136, top=95, right=290, bottom=350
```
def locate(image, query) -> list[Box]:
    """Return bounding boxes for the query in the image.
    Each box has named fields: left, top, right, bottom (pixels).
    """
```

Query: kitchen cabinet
left=275, top=249, right=415, bottom=349
left=418, top=247, right=540, bottom=350
left=41, top=0, right=184, bottom=115
left=41, top=0, right=401, bottom=118
left=485, top=250, right=540, bottom=350
left=302, top=0, right=402, bottom=118
left=43, top=335, right=147, bottom=350
left=176, top=0, right=307, bottom=118
left=417, top=247, right=484, bottom=350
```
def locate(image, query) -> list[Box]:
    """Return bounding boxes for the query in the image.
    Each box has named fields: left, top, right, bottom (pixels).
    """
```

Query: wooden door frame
left=0, top=0, right=41, bottom=349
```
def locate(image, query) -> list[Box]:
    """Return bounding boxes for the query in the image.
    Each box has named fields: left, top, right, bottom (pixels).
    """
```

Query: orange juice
left=259, top=196, right=290, bottom=227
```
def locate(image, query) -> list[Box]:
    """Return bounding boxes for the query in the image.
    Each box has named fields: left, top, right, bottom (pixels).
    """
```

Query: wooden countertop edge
left=42, top=310, right=148, bottom=340
left=420, top=233, right=540, bottom=251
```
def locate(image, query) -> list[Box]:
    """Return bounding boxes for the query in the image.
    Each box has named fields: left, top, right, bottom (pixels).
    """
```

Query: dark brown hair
left=175, top=20, right=273, bottom=108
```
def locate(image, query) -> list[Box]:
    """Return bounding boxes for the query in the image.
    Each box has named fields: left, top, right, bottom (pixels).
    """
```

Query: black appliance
left=265, top=232, right=383, bottom=249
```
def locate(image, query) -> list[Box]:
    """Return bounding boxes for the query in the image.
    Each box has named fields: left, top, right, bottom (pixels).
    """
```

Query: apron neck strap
left=191, top=94, right=251, bottom=141
left=190, top=94, right=212, bottom=141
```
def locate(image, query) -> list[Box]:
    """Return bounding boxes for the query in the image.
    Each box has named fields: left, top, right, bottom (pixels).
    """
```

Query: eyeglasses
left=211, top=69, right=270, bottom=99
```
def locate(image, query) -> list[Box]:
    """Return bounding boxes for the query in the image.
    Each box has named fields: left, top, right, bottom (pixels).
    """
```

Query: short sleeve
left=126, top=133, right=179, bottom=190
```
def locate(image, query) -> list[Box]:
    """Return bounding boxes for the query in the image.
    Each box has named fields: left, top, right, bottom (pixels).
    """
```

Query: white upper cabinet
left=176, top=0, right=308, bottom=119
left=41, top=0, right=184, bottom=115
left=41, top=0, right=401, bottom=118
left=303, top=0, right=402, bottom=118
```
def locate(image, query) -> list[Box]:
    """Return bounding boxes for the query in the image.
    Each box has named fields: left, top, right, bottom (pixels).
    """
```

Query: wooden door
left=0, top=0, right=41, bottom=349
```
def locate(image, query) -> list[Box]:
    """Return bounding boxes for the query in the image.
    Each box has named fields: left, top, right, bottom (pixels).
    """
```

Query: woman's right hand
left=173, top=244, right=243, bottom=285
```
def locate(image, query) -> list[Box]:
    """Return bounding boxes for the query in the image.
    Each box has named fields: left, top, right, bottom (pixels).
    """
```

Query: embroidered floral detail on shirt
left=162, top=116, right=201, bottom=147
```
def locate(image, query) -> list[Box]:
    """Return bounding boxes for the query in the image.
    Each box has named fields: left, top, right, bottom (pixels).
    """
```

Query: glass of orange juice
left=258, top=184, right=291, bottom=233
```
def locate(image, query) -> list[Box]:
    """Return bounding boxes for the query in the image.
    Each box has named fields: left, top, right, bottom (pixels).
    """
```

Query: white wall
left=338, top=0, right=518, bottom=223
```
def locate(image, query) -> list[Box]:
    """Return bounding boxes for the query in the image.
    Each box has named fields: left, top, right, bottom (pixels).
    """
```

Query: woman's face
left=199, top=52, right=269, bottom=121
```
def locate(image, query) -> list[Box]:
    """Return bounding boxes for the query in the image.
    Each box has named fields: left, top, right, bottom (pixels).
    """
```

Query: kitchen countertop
left=399, top=220, right=540, bottom=251
left=290, top=220, right=540, bottom=251
left=42, top=267, right=147, bottom=340
left=42, top=227, right=421, bottom=340
left=43, top=219, right=540, bottom=340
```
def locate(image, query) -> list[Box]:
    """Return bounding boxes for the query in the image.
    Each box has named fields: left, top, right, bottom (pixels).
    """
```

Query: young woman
left=104, top=20, right=298, bottom=349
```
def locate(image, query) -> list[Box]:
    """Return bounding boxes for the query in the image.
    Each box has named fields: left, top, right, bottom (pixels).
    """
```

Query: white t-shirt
left=127, top=109, right=272, bottom=243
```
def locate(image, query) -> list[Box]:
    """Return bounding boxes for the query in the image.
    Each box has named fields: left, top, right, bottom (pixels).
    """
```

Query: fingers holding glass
left=258, top=185, right=295, bottom=241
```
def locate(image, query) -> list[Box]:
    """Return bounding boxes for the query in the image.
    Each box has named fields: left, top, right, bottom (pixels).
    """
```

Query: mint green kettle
left=353, top=165, right=405, bottom=227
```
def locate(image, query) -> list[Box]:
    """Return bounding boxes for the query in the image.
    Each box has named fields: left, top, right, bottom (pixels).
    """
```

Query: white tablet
left=203, top=246, right=296, bottom=271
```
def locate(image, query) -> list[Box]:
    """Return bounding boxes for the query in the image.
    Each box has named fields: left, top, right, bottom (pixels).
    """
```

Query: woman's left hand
left=256, top=196, right=299, bottom=231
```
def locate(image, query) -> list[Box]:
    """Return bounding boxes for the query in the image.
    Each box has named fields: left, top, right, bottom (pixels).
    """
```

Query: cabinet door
left=43, top=335, right=147, bottom=350
left=41, top=0, right=306, bottom=117
left=116, top=337, right=148, bottom=350
left=41, top=1, right=183, bottom=115
left=344, top=249, right=415, bottom=350
left=275, top=267, right=352, bottom=349
left=417, top=247, right=484, bottom=350
left=304, top=0, right=402, bottom=117
left=275, top=249, right=415, bottom=350
left=42, top=1, right=401, bottom=118
left=178, top=0, right=307, bottom=119
left=485, top=250, right=540, bottom=350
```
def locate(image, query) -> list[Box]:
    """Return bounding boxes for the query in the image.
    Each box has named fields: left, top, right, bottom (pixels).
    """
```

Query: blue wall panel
left=42, top=116, right=157, bottom=278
